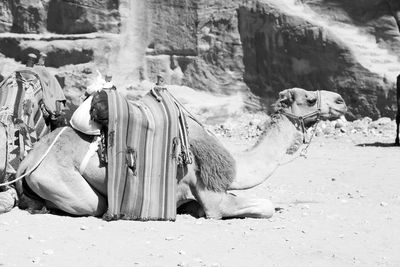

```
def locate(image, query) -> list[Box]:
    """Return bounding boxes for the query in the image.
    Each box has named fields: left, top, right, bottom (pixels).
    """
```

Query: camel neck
left=230, top=114, right=301, bottom=190
left=248, top=114, right=300, bottom=156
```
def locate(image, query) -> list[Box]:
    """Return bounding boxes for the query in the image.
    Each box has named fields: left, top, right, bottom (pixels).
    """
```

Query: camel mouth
left=325, top=105, right=347, bottom=120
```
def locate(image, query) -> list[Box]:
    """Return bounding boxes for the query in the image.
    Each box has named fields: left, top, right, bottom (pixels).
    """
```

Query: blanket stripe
left=105, top=89, right=180, bottom=220
left=0, top=71, right=51, bottom=175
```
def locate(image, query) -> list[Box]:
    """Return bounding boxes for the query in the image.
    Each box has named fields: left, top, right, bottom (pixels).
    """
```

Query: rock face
left=0, top=0, right=400, bottom=119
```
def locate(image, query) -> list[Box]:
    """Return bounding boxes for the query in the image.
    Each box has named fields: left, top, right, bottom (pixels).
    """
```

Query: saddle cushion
left=104, top=89, right=180, bottom=221
left=70, top=96, right=101, bottom=135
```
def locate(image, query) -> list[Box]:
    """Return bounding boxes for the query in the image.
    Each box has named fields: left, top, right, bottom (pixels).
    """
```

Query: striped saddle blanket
left=103, top=88, right=189, bottom=221
left=0, top=68, right=66, bottom=178
left=0, top=70, right=48, bottom=175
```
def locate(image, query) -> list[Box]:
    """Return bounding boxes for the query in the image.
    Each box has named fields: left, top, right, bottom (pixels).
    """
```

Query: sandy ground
left=1, top=129, right=400, bottom=267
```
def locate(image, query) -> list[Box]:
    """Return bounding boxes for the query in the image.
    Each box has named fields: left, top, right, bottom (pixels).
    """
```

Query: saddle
left=0, top=69, right=66, bottom=177
left=100, top=87, right=191, bottom=221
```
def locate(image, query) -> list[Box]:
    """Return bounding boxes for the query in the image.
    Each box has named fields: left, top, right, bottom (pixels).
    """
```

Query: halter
left=278, top=90, right=322, bottom=144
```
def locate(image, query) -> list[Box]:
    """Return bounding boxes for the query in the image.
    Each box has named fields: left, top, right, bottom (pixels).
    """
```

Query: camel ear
left=278, top=89, right=294, bottom=105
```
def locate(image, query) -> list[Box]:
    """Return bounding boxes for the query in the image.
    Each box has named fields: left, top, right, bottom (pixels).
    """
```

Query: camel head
left=275, top=88, right=347, bottom=127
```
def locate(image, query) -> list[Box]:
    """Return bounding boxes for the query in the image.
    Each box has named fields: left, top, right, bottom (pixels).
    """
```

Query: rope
left=0, top=127, right=67, bottom=187
left=278, top=120, right=320, bottom=166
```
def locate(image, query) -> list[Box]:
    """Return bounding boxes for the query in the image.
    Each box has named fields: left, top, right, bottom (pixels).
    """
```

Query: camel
left=0, top=88, right=347, bottom=219
left=0, top=67, right=66, bottom=212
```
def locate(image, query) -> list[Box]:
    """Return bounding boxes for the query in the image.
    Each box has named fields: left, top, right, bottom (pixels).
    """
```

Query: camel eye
left=307, top=98, right=317, bottom=106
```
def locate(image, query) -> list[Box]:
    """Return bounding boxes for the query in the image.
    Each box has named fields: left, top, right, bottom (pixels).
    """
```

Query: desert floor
left=1, top=121, right=400, bottom=267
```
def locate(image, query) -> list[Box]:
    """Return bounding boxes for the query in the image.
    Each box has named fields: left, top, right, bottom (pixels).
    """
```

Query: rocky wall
left=1, top=0, right=400, bottom=119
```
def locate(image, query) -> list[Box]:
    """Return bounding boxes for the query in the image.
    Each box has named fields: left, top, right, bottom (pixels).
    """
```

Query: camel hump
left=188, top=120, right=236, bottom=192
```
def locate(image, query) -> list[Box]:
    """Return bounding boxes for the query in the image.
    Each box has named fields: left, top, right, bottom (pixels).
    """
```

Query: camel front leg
left=24, top=159, right=107, bottom=216
left=192, top=181, right=274, bottom=219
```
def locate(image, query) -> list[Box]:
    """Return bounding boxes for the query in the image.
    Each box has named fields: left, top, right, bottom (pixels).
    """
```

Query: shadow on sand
left=356, top=142, right=400, bottom=148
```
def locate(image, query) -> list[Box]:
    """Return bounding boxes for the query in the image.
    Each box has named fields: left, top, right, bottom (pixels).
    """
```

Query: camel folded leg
left=25, top=162, right=107, bottom=216
left=192, top=182, right=274, bottom=219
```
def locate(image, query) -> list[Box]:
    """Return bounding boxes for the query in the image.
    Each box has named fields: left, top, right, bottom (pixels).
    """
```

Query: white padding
left=70, top=96, right=101, bottom=135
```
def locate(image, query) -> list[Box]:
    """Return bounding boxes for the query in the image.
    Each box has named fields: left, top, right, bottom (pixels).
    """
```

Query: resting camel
left=0, top=88, right=346, bottom=219
left=0, top=68, right=65, bottom=212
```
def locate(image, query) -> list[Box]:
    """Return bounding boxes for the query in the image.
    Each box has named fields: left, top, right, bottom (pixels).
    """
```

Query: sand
left=1, top=128, right=399, bottom=267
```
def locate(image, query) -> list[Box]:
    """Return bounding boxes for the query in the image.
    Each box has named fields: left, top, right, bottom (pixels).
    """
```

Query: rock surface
left=0, top=0, right=400, bottom=119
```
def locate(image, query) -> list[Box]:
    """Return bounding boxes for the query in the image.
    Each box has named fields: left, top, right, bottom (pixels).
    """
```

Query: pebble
left=32, top=257, right=41, bottom=264
left=42, top=249, right=54, bottom=255
left=28, top=235, right=34, bottom=240
left=80, top=225, right=88, bottom=230
left=178, top=250, right=186, bottom=255
left=165, top=236, right=174, bottom=241
left=194, top=258, right=203, bottom=263
left=380, top=202, right=388, bottom=207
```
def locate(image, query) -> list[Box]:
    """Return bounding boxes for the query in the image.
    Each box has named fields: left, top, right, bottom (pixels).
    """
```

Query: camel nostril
left=335, top=97, right=344, bottom=105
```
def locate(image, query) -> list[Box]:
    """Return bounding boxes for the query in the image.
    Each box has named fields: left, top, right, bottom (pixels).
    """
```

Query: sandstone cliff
left=0, top=0, right=399, bottom=119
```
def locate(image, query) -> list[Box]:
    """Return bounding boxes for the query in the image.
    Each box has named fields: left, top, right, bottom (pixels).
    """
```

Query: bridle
left=278, top=90, right=322, bottom=144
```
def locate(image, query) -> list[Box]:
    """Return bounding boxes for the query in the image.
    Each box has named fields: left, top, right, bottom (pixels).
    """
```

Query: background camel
left=0, top=88, right=346, bottom=219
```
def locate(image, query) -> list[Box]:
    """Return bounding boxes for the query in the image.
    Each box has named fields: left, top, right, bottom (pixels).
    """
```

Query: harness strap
left=79, top=136, right=101, bottom=175
left=176, top=104, right=192, bottom=165
left=278, top=90, right=321, bottom=143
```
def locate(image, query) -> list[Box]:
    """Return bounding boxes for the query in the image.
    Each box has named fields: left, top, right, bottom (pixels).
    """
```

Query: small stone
left=211, top=263, right=221, bottom=267
left=380, top=202, right=388, bottom=207
left=32, top=257, right=41, bottom=264
left=80, top=225, right=88, bottom=230
left=178, top=250, right=186, bottom=255
left=42, top=249, right=54, bottom=255
left=177, top=262, right=187, bottom=267
left=335, top=120, right=345, bottom=129
left=28, top=235, right=34, bottom=240
left=165, top=236, right=174, bottom=241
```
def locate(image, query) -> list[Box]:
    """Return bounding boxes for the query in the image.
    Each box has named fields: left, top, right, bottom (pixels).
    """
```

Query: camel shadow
left=356, top=142, right=399, bottom=148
